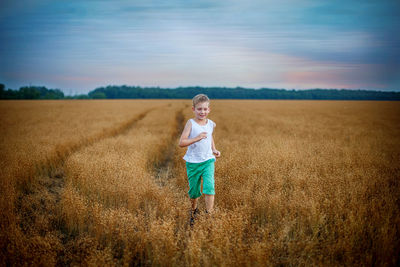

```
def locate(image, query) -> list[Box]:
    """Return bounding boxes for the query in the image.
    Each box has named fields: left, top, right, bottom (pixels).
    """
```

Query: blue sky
left=0, top=0, right=399, bottom=94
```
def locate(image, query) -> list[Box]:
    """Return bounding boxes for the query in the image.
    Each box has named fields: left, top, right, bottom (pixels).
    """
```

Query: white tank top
left=183, top=118, right=216, bottom=163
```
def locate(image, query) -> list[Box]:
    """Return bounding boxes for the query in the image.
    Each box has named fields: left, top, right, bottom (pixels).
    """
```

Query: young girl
left=178, top=94, right=221, bottom=226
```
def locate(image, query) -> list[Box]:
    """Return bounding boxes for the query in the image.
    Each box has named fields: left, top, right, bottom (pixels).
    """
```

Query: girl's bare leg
left=190, top=197, right=199, bottom=210
left=204, top=194, right=214, bottom=213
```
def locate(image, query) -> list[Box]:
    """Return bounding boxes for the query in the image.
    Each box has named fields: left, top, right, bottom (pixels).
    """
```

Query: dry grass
left=1, top=99, right=399, bottom=266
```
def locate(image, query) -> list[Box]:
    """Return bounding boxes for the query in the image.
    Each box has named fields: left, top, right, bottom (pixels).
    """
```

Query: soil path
left=152, top=108, right=185, bottom=186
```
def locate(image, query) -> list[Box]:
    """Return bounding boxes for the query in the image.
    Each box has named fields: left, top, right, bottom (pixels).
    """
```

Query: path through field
left=152, top=107, right=185, bottom=186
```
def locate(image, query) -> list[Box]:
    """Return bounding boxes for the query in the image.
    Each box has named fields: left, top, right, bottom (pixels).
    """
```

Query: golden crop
left=1, top=99, right=399, bottom=266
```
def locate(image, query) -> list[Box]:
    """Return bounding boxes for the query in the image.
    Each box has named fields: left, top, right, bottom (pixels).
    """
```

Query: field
left=1, top=99, right=399, bottom=266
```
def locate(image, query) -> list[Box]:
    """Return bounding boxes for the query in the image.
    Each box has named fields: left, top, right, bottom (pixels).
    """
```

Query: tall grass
left=0, top=100, right=166, bottom=265
left=1, top=100, right=399, bottom=266
left=211, top=100, right=400, bottom=265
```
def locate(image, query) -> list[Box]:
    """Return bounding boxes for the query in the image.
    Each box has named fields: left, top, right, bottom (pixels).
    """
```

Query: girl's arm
left=211, top=135, right=216, bottom=151
left=179, top=120, right=207, bottom=147
left=211, top=134, right=221, bottom=157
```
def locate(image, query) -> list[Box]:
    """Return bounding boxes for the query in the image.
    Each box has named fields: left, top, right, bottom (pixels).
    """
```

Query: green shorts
left=185, top=158, right=215, bottom=199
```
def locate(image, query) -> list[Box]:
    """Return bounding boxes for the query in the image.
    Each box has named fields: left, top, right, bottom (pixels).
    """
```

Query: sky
left=0, top=0, right=399, bottom=94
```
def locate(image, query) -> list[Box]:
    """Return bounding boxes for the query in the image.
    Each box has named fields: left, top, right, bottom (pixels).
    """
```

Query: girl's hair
left=192, top=94, right=210, bottom=107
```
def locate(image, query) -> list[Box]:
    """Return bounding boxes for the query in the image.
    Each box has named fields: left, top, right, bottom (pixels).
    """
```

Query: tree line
left=1, top=83, right=399, bottom=100
left=0, top=84, right=66, bottom=99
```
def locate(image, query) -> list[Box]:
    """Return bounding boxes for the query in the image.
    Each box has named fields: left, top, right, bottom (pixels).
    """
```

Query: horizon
left=1, top=0, right=399, bottom=94
left=3, top=83, right=400, bottom=97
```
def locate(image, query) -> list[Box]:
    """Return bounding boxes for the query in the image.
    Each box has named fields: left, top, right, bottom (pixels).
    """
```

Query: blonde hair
left=192, top=94, right=210, bottom=107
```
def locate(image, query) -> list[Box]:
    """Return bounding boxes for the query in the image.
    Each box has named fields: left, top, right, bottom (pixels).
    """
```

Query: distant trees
left=88, top=91, right=106, bottom=99
left=0, top=85, right=64, bottom=99
left=86, top=85, right=400, bottom=100
left=0, top=83, right=5, bottom=99
left=1, top=83, right=399, bottom=100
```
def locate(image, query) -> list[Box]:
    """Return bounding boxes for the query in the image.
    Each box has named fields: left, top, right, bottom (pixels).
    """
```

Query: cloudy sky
left=0, top=0, right=399, bottom=94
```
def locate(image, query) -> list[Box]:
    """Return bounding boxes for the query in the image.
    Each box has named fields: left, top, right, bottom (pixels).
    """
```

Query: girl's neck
left=193, top=117, right=207, bottom=125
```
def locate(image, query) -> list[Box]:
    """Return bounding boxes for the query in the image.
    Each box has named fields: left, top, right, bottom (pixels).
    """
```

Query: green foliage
left=19, top=87, right=40, bottom=99
left=0, top=83, right=5, bottom=99
left=88, top=91, right=106, bottom=99
left=74, top=94, right=91, bottom=99
left=87, top=85, right=400, bottom=100
left=1, top=83, right=399, bottom=100
left=0, top=85, right=64, bottom=100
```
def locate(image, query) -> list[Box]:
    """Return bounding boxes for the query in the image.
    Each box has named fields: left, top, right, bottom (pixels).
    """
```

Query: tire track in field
left=16, top=108, right=155, bottom=259
left=38, top=108, right=152, bottom=177
left=151, top=107, right=185, bottom=186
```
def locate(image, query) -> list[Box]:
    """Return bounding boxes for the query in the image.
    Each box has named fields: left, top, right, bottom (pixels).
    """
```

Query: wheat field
left=0, top=99, right=399, bottom=266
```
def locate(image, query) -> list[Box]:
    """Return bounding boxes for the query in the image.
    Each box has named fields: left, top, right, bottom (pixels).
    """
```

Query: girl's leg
left=190, top=197, right=199, bottom=210
left=202, top=159, right=215, bottom=213
left=204, top=194, right=214, bottom=213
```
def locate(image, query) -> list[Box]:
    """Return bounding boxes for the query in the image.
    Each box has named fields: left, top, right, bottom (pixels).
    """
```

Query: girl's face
left=192, top=101, right=210, bottom=120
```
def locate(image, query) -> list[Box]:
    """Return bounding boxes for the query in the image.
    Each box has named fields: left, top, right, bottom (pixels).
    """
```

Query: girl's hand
left=213, top=149, right=221, bottom=157
left=196, top=132, right=208, bottom=141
